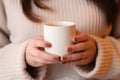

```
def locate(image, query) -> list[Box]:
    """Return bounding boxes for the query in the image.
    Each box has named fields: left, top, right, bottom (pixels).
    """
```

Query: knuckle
left=35, top=40, right=40, bottom=45
left=82, top=43, right=87, bottom=48
left=29, top=40, right=36, bottom=47
left=83, top=34, right=89, bottom=39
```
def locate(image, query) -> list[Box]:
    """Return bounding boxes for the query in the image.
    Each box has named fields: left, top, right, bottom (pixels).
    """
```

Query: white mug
left=43, top=21, right=76, bottom=56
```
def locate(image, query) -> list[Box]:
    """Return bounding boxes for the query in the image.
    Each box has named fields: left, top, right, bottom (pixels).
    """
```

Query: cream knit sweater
left=0, top=0, right=120, bottom=80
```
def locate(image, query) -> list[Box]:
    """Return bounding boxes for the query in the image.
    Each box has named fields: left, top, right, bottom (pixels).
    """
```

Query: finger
left=72, top=33, right=89, bottom=43
left=33, top=39, right=51, bottom=48
left=67, top=42, right=89, bottom=52
left=35, top=36, right=44, bottom=40
left=26, top=54, right=44, bottom=67
left=64, top=50, right=95, bottom=65
left=63, top=58, right=89, bottom=65
left=75, top=29, right=80, bottom=35
left=31, top=48, right=60, bottom=62
left=61, top=52, right=83, bottom=62
left=30, top=56, right=60, bottom=67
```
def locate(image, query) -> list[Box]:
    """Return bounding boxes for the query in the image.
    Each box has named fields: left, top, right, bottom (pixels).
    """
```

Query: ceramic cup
left=43, top=21, right=76, bottom=56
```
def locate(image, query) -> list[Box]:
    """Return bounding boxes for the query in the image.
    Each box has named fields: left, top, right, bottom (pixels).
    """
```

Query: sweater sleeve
left=73, top=4, right=120, bottom=80
left=73, top=35, right=120, bottom=79
left=73, top=21, right=120, bottom=80
left=0, top=0, right=46, bottom=80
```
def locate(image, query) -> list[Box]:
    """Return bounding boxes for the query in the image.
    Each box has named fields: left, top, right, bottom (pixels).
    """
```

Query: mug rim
left=43, top=21, right=75, bottom=27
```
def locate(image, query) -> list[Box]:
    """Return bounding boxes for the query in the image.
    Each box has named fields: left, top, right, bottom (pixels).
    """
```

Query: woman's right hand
left=25, top=36, right=60, bottom=67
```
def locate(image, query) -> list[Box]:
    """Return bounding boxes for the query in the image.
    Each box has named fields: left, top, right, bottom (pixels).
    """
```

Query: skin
left=61, top=30, right=97, bottom=65
left=25, top=36, right=61, bottom=67
left=25, top=30, right=97, bottom=67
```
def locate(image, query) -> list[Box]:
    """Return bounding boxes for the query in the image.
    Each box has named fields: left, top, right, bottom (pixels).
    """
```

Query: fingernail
left=67, top=47, right=73, bottom=52
left=62, top=56, right=67, bottom=61
left=54, top=57, right=60, bottom=61
left=73, top=37, right=78, bottom=42
left=46, top=43, right=51, bottom=47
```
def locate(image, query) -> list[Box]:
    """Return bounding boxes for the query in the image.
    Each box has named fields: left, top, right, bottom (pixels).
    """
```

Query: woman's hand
left=25, top=36, right=60, bottom=67
left=61, top=31, right=97, bottom=65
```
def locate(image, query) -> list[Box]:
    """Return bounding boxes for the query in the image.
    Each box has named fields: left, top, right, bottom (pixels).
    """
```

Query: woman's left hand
left=61, top=31, right=97, bottom=65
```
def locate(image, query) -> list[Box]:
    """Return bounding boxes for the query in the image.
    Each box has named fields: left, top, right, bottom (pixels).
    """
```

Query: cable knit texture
left=0, top=0, right=120, bottom=80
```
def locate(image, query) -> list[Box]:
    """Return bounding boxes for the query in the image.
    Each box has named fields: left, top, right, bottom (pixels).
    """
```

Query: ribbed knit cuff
left=0, top=41, right=45, bottom=80
left=73, top=35, right=113, bottom=79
